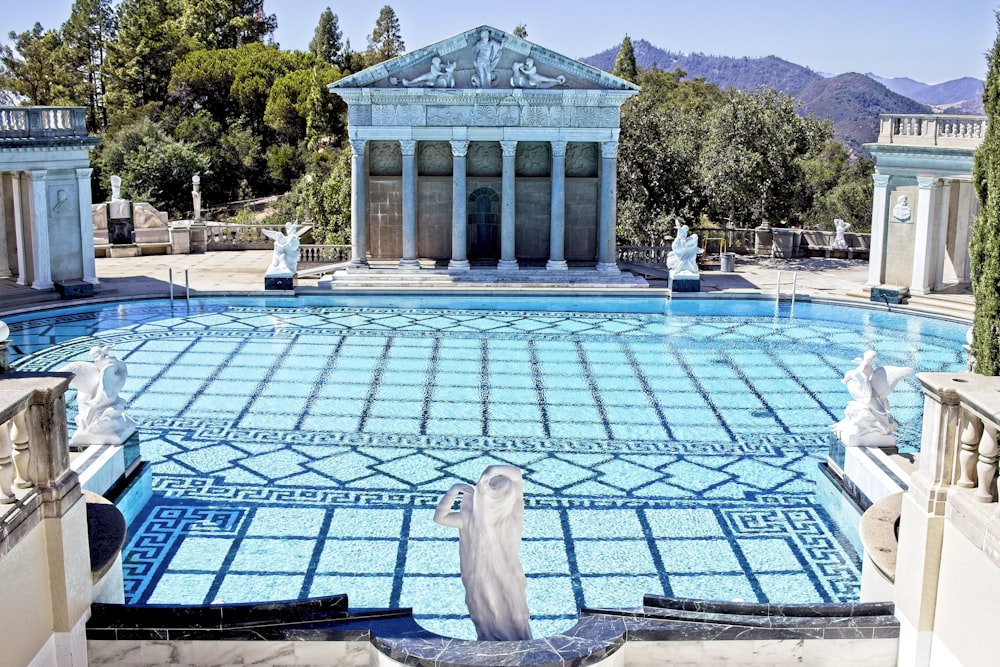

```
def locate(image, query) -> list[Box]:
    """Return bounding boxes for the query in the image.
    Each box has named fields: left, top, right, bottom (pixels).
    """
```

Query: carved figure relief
left=51, top=189, right=72, bottom=215
left=392, top=56, right=456, bottom=88
left=892, top=195, right=912, bottom=223
left=511, top=58, right=565, bottom=88
left=472, top=29, right=502, bottom=88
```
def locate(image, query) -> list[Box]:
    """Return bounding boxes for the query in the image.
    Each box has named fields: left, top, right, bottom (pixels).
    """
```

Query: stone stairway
left=847, top=286, right=975, bottom=321
left=315, top=267, right=648, bottom=289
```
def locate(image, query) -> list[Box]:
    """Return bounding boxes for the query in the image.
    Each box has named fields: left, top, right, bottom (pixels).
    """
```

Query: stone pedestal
left=170, top=225, right=192, bottom=254
left=870, top=285, right=909, bottom=305
left=832, top=420, right=898, bottom=449
left=265, top=275, right=295, bottom=290
left=670, top=275, right=700, bottom=292
left=108, top=246, right=140, bottom=258
left=189, top=223, right=207, bottom=254
left=55, top=280, right=95, bottom=299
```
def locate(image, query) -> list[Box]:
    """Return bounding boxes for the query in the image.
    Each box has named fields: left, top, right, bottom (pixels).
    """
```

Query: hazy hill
left=798, top=73, right=930, bottom=154
left=581, top=40, right=977, bottom=153
left=868, top=74, right=984, bottom=114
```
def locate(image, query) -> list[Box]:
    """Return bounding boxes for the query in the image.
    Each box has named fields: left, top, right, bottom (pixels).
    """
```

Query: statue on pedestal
left=110, top=175, right=123, bottom=202
left=832, top=350, right=912, bottom=447
left=60, top=345, right=136, bottom=447
left=263, top=221, right=302, bottom=276
left=434, top=465, right=532, bottom=641
left=667, top=221, right=703, bottom=276
left=832, top=219, right=850, bottom=249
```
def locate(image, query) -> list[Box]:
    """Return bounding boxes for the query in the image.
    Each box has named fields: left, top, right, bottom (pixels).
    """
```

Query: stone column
left=546, top=140, right=568, bottom=271
left=910, top=176, right=940, bottom=295
left=399, top=140, right=420, bottom=269
left=11, top=173, right=28, bottom=286
left=449, top=140, right=470, bottom=271
left=498, top=140, right=518, bottom=270
left=867, top=174, right=891, bottom=287
left=27, top=170, right=53, bottom=290
left=349, top=139, right=369, bottom=269
left=76, top=168, right=98, bottom=285
left=597, top=140, right=619, bottom=271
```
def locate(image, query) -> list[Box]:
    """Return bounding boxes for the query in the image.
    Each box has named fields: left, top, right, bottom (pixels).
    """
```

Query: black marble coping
left=641, top=594, right=895, bottom=618
left=372, top=614, right=626, bottom=667
left=84, top=492, right=126, bottom=580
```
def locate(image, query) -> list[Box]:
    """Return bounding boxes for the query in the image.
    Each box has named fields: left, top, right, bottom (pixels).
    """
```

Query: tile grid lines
left=766, top=348, right=841, bottom=424
left=479, top=337, right=490, bottom=437
left=389, top=506, right=414, bottom=608
left=718, top=349, right=793, bottom=436
left=637, top=508, right=674, bottom=598
left=230, top=337, right=302, bottom=425
left=619, top=339, right=676, bottom=442
left=574, top=340, right=616, bottom=442
left=296, top=335, right=347, bottom=431
left=674, top=350, right=738, bottom=444
left=356, top=337, right=395, bottom=433
left=558, top=509, right=587, bottom=611
left=418, top=339, right=442, bottom=436
left=176, top=335, right=265, bottom=417
left=712, top=505, right=768, bottom=602
left=299, top=507, right=337, bottom=599
left=203, top=505, right=258, bottom=605
left=527, top=340, right=553, bottom=439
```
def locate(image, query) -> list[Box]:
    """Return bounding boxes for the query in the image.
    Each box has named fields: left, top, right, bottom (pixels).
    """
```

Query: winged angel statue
left=832, top=350, right=912, bottom=447
left=60, top=345, right=136, bottom=446
left=262, top=221, right=305, bottom=276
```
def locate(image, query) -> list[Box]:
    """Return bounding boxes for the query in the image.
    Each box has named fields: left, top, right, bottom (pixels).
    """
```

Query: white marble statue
left=110, top=175, right=123, bottom=202
left=511, top=58, right=566, bottom=88
left=666, top=221, right=703, bottom=276
left=263, top=221, right=302, bottom=276
left=832, top=219, right=850, bottom=249
left=472, top=29, right=502, bottom=88
left=892, top=195, right=911, bottom=223
left=192, top=174, right=202, bottom=221
left=434, top=465, right=532, bottom=641
left=399, top=56, right=456, bottom=87
left=61, top=345, right=136, bottom=447
left=832, top=350, right=913, bottom=447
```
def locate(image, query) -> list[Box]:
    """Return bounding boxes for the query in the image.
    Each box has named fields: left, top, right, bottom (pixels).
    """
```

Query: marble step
left=317, top=268, right=648, bottom=289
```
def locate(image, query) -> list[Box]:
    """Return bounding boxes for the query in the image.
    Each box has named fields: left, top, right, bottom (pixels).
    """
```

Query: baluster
left=958, top=412, right=983, bottom=488
left=976, top=422, right=999, bottom=503
left=0, top=422, right=15, bottom=503
left=10, top=411, right=32, bottom=488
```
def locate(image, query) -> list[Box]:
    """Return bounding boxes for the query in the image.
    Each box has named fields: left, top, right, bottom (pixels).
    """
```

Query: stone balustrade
left=204, top=224, right=307, bottom=250
left=0, top=106, right=89, bottom=140
left=876, top=114, right=987, bottom=149
left=913, top=372, right=1000, bottom=562
left=299, top=244, right=351, bottom=265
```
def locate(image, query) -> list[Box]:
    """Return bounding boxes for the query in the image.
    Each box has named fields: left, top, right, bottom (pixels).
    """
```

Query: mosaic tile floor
left=8, top=297, right=968, bottom=639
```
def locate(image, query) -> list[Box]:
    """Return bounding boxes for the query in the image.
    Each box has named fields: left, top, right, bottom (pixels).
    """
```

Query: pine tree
left=971, top=12, right=1000, bottom=375
left=310, top=8, right=342, bottom=68
left=612, top=34, right=638, bottom=83
left=61, top=0, right=117, bottom=130
left=366, top=5, right=404, bottom=66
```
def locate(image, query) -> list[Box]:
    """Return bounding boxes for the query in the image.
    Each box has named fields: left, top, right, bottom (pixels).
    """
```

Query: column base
left=595, top=262, right=619, bottom=273
left=449, top=259, right=471, bottom=271
left=348, top=259, right=369, bottom=270
left=398, top=258, right=421, bottom=270
left=545, top=259, right=569, bottom=271
left=497, top=259, right=519, bottom=271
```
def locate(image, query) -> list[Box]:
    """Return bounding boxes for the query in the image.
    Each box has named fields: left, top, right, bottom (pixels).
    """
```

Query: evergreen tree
left=60, top=0, right=116, bottom=130
left=366, top=5, right=405, bottom=66
left=179, top=0, right=276, bottom=50
left=612, top=34, right=638, bottom=83
left=971, top=12, right=1000, bottom=375
left=512, top=24, right=528, bottom=39
left=0, top=24, right=70, bottom=105
left=310, top=7, right=342, bottom=68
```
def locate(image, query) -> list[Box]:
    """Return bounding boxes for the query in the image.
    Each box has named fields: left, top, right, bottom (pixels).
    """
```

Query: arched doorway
left=467, top=187, right=500, bottom=259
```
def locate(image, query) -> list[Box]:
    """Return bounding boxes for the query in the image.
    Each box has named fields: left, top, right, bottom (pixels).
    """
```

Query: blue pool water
left=6, top=296, right=968, bottom=639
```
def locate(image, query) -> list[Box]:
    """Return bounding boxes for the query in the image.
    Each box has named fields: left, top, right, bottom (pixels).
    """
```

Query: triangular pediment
left=331, top=25, right=638, bottom=92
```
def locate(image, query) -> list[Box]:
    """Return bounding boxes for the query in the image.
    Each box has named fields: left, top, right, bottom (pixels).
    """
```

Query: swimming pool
left=5, top=295, right=968, bottom=639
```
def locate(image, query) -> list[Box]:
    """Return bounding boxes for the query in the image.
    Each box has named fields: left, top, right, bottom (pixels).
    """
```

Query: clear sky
left=5, top=0, right=997, bottom=84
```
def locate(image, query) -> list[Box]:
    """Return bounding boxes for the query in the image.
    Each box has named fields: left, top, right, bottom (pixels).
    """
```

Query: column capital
left=75, top=168, right=93, bottom=180
left=601, top=141, right=619, bottom=159
left=872, top=174, right=890, bottom=188
left=450, top=140, right=469, bottom=157
left=349, top=139, right=367, bottom=157
left=500, top=140, right=518, bottom=157
left=917, top=176, right=939, bottom=189
left=399, top=139, right=417, bottom=156
left=550, top=141, right=567, bottom=158
left=27, top=169, right=47, bottom=181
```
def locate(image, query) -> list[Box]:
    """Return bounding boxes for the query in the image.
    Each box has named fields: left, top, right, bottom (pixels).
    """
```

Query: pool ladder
left=168, top=268, right=191, bottom=302
left=775, top=271, right=797, bottom=311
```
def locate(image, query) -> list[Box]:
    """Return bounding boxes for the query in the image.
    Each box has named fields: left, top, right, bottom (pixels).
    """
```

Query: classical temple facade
left=0, top=107, right=100, bottom=290
left=328, top=26, right=638, bottom=275
left=866, top=114, right=985, bottom=296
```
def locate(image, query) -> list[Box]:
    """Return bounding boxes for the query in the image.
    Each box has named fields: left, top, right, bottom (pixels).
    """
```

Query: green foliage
left=699, top=87, right=831, bottom=226
left=971, top=13, right=1000, bottom=375
left=611, top=35, right=638, bottom=83
left=60, top=0, right=116, bottom=131
left=310, top=8, right=342, bottom=67
left=366, top=5, right=404, bottom=66
left=178, top=0, right=276, bottom=50
left=1, top=24, right=72, bottom=105
left=512, top=25, right=528, bottom=39
left=95, top=119, right=208, bottom=216
left=799, top=144, right=874, bottom=231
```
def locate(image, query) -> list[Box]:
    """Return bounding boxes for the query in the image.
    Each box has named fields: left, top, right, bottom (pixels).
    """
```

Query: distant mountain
left=797, top=73, right=929, bottom=155
left=580, top=40, right=979, bottom=154
left=867, top=74, right=984, bottom=114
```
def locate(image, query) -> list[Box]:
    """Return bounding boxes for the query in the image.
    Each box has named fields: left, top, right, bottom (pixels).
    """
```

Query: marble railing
left=204, top=224, right=306, bottom=250
left=876, top=114, right=986, bottom=149
left=0, top=372, right=79, bottom=552
left=914, top=373, right=1000, bottom=564
left=0, top=106, right=89, bottom=139
left=299, top=244, right=351, bottom=265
